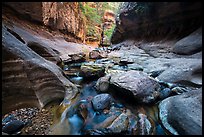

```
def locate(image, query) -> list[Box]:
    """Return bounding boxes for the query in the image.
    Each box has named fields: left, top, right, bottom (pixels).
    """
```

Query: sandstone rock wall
left=111, top=2, right=202, bottom=44
left=4, top=2, right=85, bottom=42
left=42, top=2, right=85, bottom=42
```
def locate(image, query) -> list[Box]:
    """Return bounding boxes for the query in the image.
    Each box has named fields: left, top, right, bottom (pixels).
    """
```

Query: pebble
left=103, top=109, right=109, bottom=114
left=1, top=106, right=55, bottom=135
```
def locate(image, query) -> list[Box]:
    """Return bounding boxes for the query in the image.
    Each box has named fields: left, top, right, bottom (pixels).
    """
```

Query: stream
left=48, top=60, right=168, bottom=135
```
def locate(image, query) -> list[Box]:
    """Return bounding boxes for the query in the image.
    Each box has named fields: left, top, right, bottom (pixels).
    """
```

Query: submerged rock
left=110, top=70, right=161, bottom=103
left=136, top=113, right=154, bottom=135
left=106, top=113, right=129, bottom=133
left=77, top=101, right=88, bottom=121
left=159, top=88, right=202, bottom=135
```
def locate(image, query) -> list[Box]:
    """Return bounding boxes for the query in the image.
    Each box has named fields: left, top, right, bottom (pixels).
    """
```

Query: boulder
left=143, top=58, right=202, bottom=86
left=89, top=50, right=108, bottom=59
left=2, top=120, right=25, bottom=134
left=106, top=113, right=129, bottom=133
left=159, top=88, right=202, bottom=135
left=95, top=74, right=111, bottom=92
left=172, top=27, right=202, bottom=55
left=80, top=62, right=105, bottom=78
left=68, top=52, right=86, bottom=63
left=110, top=70, right=161, bottom=103
left=91, top=94, right=112, bottom=111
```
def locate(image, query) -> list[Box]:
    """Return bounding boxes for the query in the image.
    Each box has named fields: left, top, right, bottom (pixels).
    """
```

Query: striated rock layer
left=2, top=25, right=78, bottom=115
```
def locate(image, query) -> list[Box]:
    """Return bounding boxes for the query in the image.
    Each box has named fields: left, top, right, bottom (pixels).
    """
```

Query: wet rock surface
left=80, top=62, right=105, bottom=78
left=2, top=120, right=25, bottom=135
left=2, top=106, right=56, bottom=135
left=91, top=94, right=112, bottom=111
left=106, top=112, right=129, bottom=133
left=109, top=70, right=161, bottom=103
left=159, top=88, right=202, bottom=135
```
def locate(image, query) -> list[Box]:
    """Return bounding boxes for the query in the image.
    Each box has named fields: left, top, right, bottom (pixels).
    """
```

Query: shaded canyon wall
left=111, top=2, right=202, bottom=44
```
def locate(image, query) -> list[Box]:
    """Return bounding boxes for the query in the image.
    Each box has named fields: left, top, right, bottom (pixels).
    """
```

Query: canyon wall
left=4, top=2, right=85, bottom=42
left=111, top=2, right=202, bottom=44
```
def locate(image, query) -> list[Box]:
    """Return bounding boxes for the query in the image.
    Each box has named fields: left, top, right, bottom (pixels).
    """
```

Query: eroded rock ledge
left=2, top=25, right=78, bottom=115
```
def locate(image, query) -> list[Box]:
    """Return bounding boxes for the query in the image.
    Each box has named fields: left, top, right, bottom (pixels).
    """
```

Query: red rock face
left=4, top=2, right=85, bottom=42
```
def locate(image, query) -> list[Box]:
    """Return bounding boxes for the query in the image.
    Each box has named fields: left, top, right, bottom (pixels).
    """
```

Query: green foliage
left=79, top=3, right=102, bottom=39
left=104, top=24, right=116, bottom=40
left=84, top=4, right=101, bottom=25
left=78, top=2, right=120, bottom=41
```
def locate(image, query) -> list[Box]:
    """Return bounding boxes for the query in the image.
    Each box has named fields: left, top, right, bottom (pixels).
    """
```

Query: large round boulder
left=172, top=28, right=202, bottom=55
left=110, top=70, right=161, bottom=103
left=159, top=88, right=202, bottom=135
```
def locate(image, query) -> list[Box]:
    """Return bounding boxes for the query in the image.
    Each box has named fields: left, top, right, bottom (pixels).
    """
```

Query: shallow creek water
left=48, top=62, right=168, bottom=135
